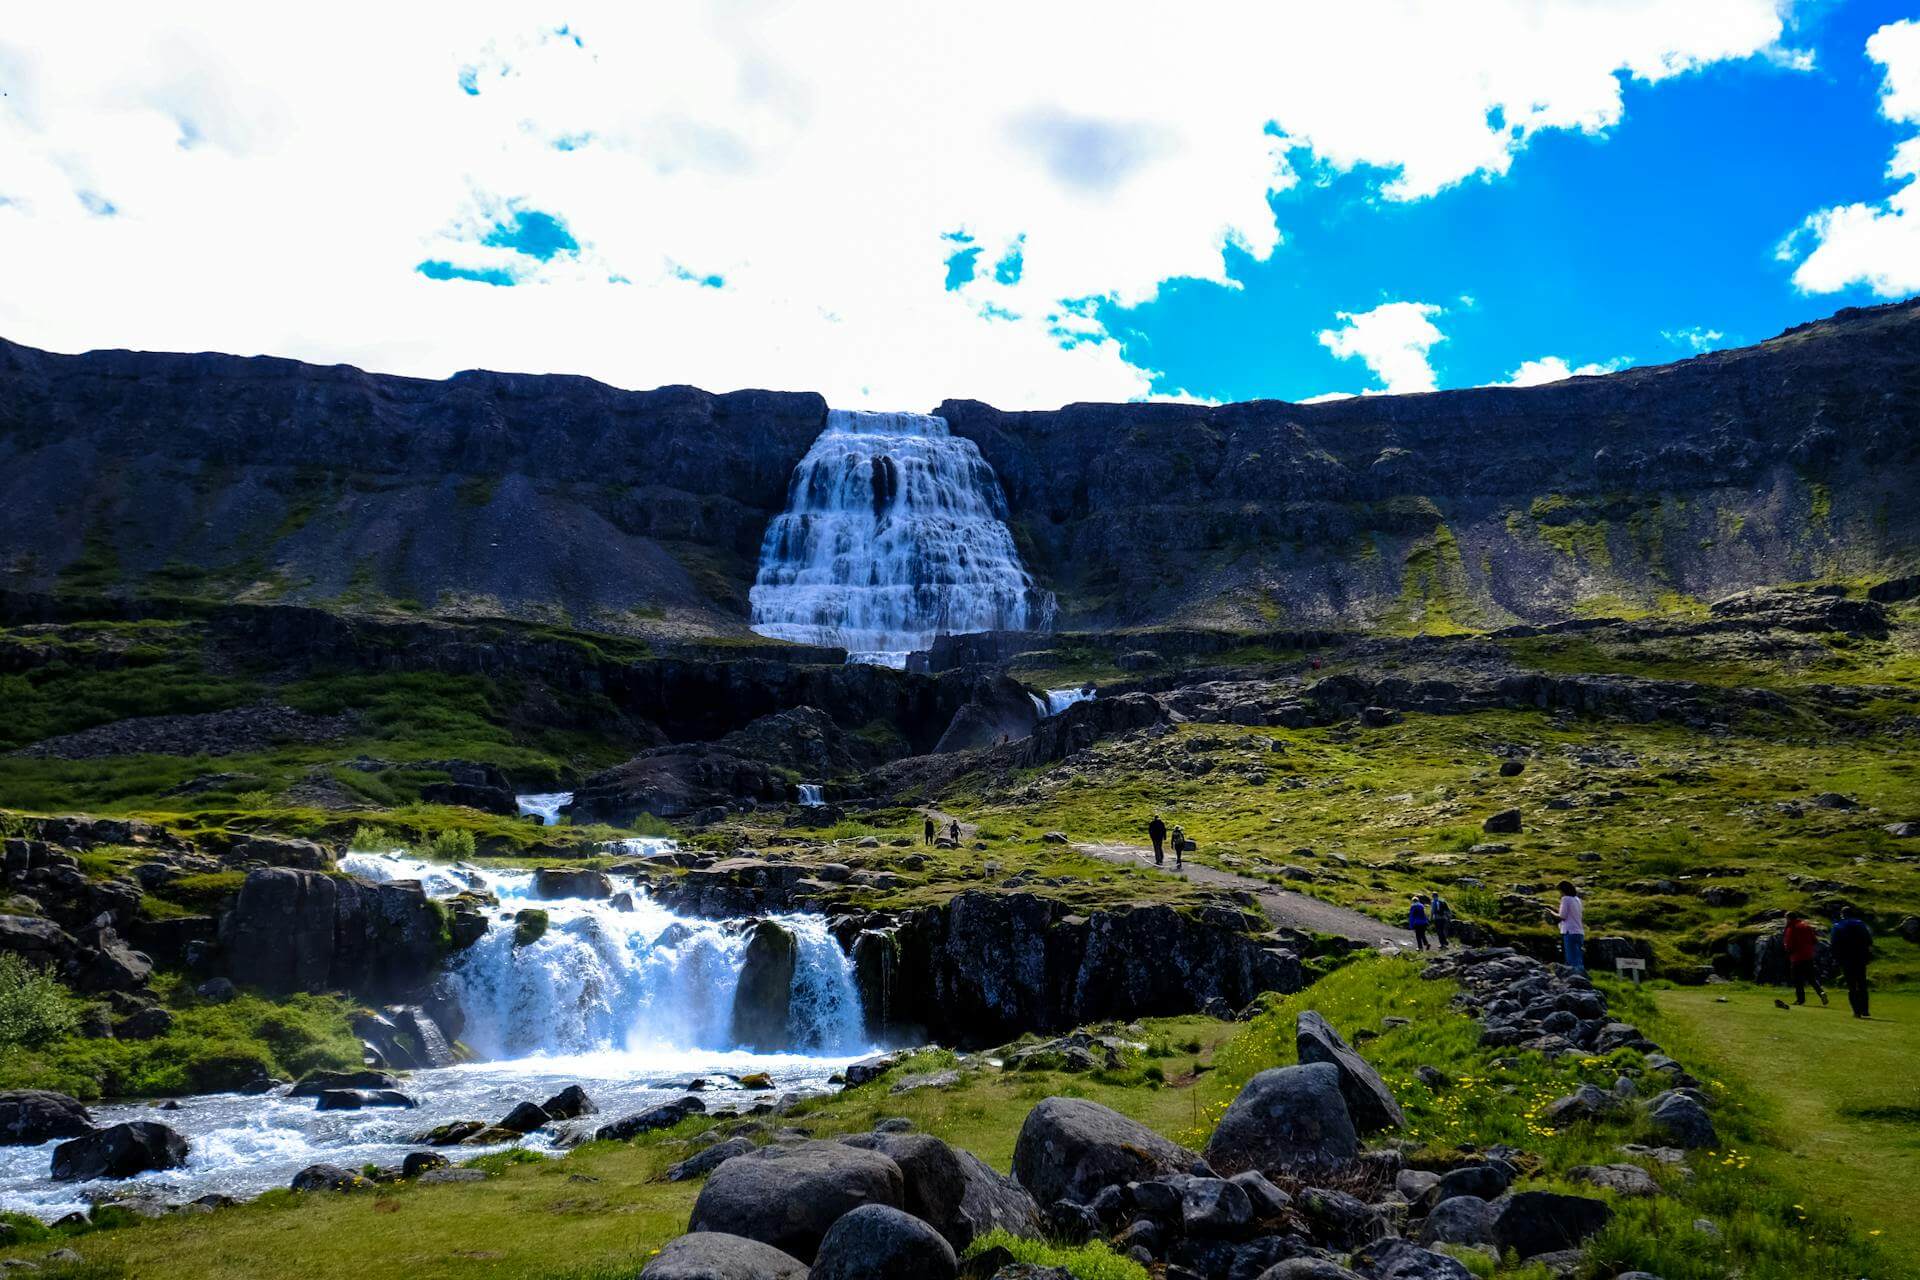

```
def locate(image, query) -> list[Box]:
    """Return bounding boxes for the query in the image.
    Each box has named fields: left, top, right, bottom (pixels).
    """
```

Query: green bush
left=421, top=828, right=476, bottom=858
left=0, top=954, right=79, bottom=1048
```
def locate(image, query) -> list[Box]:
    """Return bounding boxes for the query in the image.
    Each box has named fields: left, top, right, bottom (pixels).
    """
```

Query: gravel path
left=1073, top=840, right=1416, bottom=953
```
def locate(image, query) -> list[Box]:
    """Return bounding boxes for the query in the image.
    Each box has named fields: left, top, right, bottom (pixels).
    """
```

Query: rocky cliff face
left=4, top=299, right=1916, bottom=636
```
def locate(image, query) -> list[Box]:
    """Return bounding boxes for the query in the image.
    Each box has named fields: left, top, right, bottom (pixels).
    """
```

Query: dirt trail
left=1073, top=840, right=1416, bottom=952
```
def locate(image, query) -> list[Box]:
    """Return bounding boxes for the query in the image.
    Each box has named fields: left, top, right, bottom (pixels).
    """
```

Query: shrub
left=422, top=828, right=476, bottom=858
left=348, top=824, right=393, bottom=853
left=0, top=954, right=79, bottom=1048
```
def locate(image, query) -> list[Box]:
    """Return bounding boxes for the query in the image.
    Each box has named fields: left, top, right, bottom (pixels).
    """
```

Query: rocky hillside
left=3, top=300, right=1917, bottom=637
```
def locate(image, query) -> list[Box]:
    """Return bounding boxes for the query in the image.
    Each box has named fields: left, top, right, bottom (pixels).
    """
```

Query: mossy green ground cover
left=5, top=961, right=1902, bottom=1280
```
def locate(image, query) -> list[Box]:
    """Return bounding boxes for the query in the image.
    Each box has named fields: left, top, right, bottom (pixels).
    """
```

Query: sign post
left=1614, top=957, right=1647, bottom=985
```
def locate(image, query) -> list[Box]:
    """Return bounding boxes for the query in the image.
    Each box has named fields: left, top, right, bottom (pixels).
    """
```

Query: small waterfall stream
left=749, top=409, right=1048, bottom=665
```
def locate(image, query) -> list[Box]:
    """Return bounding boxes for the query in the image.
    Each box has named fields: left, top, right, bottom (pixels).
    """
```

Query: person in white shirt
left=1547, top=880, right=1586, bottom=973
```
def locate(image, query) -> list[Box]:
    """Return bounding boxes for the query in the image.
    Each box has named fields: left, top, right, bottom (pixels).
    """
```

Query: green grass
left=963, top=1229, right=1149, bottom=1279
left=1656, top=985, right=1920, bottom=1273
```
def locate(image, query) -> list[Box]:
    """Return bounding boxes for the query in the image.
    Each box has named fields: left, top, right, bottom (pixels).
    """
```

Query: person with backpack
left=1783, top=911, right=1826, bottom=1006
left=1830, top=906, right=1874, bottom=1018
left=1430, top=890, right=1454, bottom=949
left=1547, top=880, right=1586, bottom=973
left=1147, top=814, right=1167, bottom=866
left=1170, top=824, right=1186, bottom=870
left=1408, top=895, right=1431, bottom=951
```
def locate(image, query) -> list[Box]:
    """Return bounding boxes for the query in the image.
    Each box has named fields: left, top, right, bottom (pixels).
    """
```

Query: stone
left=50, top=1121, right=187, bottom=1181
left=1648, top=1094, right=1717, bottom=1149
left=290, top=1163, right=367, bottom=1192
left=668, top=1137, right=757, bottom=1182
left=1427, top=1163, right=1507, bottom=1206
left=1295, top=1186, right=1387, bottom=1248
left=1011, top=1097, right=1210, bottom=1206
left=730, top=921, right=797, bottom=1051
left=0, top=1091, right=93, bottom=1146
left=1396, top=1169, right=1441, bottom=1201
left=810, top=1203, right=958, bottom=1280
left=530, top=868, right=613, bottom=899
left=1255, top=1262, right=1365, bottom=1280
left=688, top=1139, right=906, bottom=1261
left=401, top=1152, right=448, bottom=1178
left=290, top=1069, right=401, bottom=1098
left=194, top=977, right=238, bottom=1003
left=639, top=1231, right=810, bottom=1280
left=1491, top=1191, right=1613, bottom=1259
left=496, top=1101, right=552, bottom=1134
left=1181, top=1176, right=1255, bottom=1236
left=840, top=1132, right=1042, bottom=1249
left=1569, top=1164, right=1659, bottom=1197
left=541, top=1085, right=597, bottom=1119
left=416, top=1168, right=488, bottom=1184
left=1350, top=1237, right=1476, bottom=1280
left=1230, top=1170, right=1291, bottom=1218
left=1202, top=1063, right=1358, bottom=1175
left=597, top=1095, right=705, bottom=1141
left=1419, top=1195, right=1496, bottom=1247
left=315, top=1089, right=414, bottom=1111
left=1482, top=809, right=1522, bottom=834
left=1295, top=1011, right=1405, bottom=1132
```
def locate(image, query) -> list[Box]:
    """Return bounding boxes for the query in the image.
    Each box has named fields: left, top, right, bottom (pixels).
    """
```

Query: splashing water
left=797, top=784, right=825, bottom=806
left=514, top=791, right=573, bottom=825
left=749, top=409, right=1051, bottom=665
left=1045, top=686, right=1095, bottom=715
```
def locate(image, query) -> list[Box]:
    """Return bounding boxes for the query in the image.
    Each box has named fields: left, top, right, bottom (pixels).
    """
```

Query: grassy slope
left=7, top=963, right=1905, bottom=1280
left=1656, top=986, right=1920, bottom=1273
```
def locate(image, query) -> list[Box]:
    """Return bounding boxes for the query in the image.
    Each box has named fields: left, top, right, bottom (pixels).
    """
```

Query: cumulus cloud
left=1782, top=19, right=1920, bottom=297
left=1661, top=325, right=1725, bottom=351
left=1318, top=301, right=1448, bottom=394
left=0, top=1, right=1792, bottom=408
left=1490, top=355, right=1627, bottom=386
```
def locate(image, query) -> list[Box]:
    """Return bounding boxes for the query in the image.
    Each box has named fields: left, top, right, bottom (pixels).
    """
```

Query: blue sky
left=2, top=3, right=1917, bottom=409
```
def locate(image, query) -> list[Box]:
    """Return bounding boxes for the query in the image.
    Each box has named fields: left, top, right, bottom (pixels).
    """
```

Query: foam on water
left=514, top=791, right=573, bottom=825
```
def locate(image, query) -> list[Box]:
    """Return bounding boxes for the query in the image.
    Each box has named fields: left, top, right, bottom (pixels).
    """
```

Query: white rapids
left=514, top=791, right=573, bottom=825
left=749, top=409, right=1049, bottom=666
left=0, top=850, right=873, bottom=1219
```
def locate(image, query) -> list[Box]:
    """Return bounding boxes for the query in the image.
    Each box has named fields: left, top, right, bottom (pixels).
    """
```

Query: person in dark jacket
left=923, top=814, right=935, bottom=846
left=1430, top=890, right=1454, bottom=949
left=1830, top=906, right=1874, bottom=1018
left=1147, top=815, right=1167, bottom=866
left=1170, top=824, right=1186, bottom=870
left=947, top=819, right=960, bottom=843
left=1408, top=895, right=1431, bottom=951
left=1783, top=911, right=1826, bottom=1006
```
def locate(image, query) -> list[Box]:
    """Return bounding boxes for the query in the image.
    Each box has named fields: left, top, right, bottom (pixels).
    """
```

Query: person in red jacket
left=1783, top=911, right=1826, bottom=1006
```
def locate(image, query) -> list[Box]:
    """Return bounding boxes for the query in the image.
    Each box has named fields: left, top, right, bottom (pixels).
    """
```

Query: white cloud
left=1318, top=301, right=1447, bottom=394
left=0, top=1, right=1792, bottom=409
left=1783, top=19, right=1920, bottom=297
left=1661, top=326, right=1725, bottom=351
left=1491, top=354, right=1626, bottom=386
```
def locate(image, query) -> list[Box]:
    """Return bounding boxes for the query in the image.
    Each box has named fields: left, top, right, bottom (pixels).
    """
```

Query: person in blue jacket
left=1408, top=895, right=1431, bottom=951
left=1830, top=905, right=1874, bottom=1018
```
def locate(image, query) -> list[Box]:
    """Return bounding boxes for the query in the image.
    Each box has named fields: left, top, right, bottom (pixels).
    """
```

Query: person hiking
left=1408, top=895, right=1431, bottom=951
left=1783, top=911, right=1826, bottom=1006
left=1147, top=814, right=1167, bottom=866
left=1430, top=889, right=1454, bottom=949
left=923, top=814, right=935, bottom=846
left=1170, top=824, right=1186, bottom=870
left=1547, top=880, right=1586, bottom=973
left=1830, top=905, right=1874, bottom=1018
left=947, top=819, right=960, bottom=843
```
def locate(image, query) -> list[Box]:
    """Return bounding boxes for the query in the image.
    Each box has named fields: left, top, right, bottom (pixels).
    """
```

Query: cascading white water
left=514, top=791, right=573, bottom=825
left=339, top=853, right=867, bottom=1059
left=1045, top=686, right=1096, bottom=715
left=749, top=409, right=1049, bottom=666
left=797, top=784, right=825, bottom=806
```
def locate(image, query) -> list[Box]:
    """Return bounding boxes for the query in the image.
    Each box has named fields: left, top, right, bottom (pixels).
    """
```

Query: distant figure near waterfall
left=1147, top=814, right=1167, bottom=865
left=923, top=815, right=936, bottom=846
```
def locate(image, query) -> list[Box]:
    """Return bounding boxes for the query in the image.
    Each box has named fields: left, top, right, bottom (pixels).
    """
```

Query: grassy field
left=3, top=961, right=1902, bottom=1280
left=1656, top=985, right=1920, bottom=1274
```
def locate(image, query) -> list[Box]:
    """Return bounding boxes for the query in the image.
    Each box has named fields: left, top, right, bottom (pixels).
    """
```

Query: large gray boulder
left=1490, top=1191, right=1613, bottom=1259
left=0, top=1091, right=93, bottom=1145
left=729, top=921, right=797, bottom=1051
left=1350, top=1237, right=1476, bottom=1280
left=688, top=1140, right=905, bottom=1261
left=1011, top=1097, right=1210, bottom=1206
left=639, top=1232, right=809, bottom=1280
left=810, top=1204, right=956, bottom=1280
left=531, top=868, right=613, bottom=900
left=840, top=1132, right=1041, bottom=1249
left=1295, top=1011, right=1406, bottom=1132
left=1203, top=1062, right=1358, bottom=1175
left=1418, top=1196, right=1497, bottom=1247
left=1648, top=1093, right=1718, bottom=1149
left=50, top=1121, right=187, bottom=1181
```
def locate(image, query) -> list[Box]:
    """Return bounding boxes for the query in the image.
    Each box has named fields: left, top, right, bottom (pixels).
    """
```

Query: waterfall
left=797, top=784, right=825, bottom=806
left=337, top=853, right=868, bottom=1060
left=749, top=409, right=1050, bottom=666
left=1045, top=686, right=1096, bottom=715
left=515, top=792, right=573, bottom=826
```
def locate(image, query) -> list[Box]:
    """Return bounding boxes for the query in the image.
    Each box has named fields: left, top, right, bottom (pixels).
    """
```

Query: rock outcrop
left=216, top=867, right=449, bottom=997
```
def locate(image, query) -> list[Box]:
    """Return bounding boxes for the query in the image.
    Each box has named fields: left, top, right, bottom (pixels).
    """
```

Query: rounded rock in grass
left=639, top=1231, right=810, bottom=1280
left=809, top=1203, right=957, bottom=1280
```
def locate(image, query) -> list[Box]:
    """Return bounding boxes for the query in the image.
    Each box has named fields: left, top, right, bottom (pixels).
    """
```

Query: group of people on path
left=1783, top=906, right=1877, bottom=1018
left=1145, top=814, right=1186, bottom=869
left=921, top=814, right=960, bottom=845
left=1406, top=890, right=1456, bottom=951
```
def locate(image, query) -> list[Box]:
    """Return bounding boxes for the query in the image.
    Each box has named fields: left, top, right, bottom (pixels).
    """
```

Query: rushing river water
left=1, top=849, right=874, bottom=1219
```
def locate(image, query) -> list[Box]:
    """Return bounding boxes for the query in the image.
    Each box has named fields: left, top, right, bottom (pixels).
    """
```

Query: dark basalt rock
left=1295, top=1011, right=1405, bottom=1133
left=1490, top=1190, right=1613, bottom=1259
left=639, top=1231, right=811, bottom=1280
left=840, top=1131, right=1043, bottom=1249
left=1011, top=1097, right=1210, bottom=1207
left=1203, top=1063, right=1358, bottom=1175
left=51, top=1121, right=188, bottom=1181
left=810, top=1203, right=957, bottom=1280
left=730, top=920, right=798, bottom=1051
left=687, top=1139, right=906, bottom=1262
left=217, top=867, right=446, bottom=998
left=596, top=1095, right=706, bottom=1142
left=0, top=1090, right=94, bottom=1145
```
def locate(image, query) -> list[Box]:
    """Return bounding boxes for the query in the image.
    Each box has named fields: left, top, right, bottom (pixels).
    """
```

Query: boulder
left=401, top=1152, right=449, bottom=1178
left=531, top=868, right=613, bottom=900
left=496, top=1101, right=552, bottom=1134
left=1350, top=1237, right=1476, bottom=1280
left=1420, top=1194, right=1497, bottom=1247
left=290, top=1163, right=368, bottom=1192
left=0, top=1090, right=94, bottom=1145
left=1490, top=1191, right=1613, bottom=1259
left=1482, top=809, right=1522, bottom=834
left=1255, top=1262, right=1365, bottom=1280
left=1296, top=1186, right=1389, bottom=1248
left=1011, top=1097, right=1210, bottom=1206
left=542, top=1085, right=597, bottom=1119
left=1569, top=1164, right=1660, bottom=1197
left=840, top=1131, right=1042, bottom=1249
left=1203, top=1063, right=1358, bottom=1175
left=1426, top=1163, right=1507, bottom=1206
left=688, top=1139, right=906, bottom=1261
left=668, top=1137, right=758, bottom=1182
left=50, top=1121, right=188, bottom=1181
left=1648, top=1094, right=1718, bottom=1150
left=1181, top=1176, right=1255, bottom=1236
left=730, top=920, right=797, bottom=1051
left=810, top=1203, right=957, bottom=1280
left=315, top=1089, right=415, bottom=1111
left=597, top=1095, right=706, bottom=1142
left=290, top=1069, right=402, bottom=1098
left=639, top=1232, right=810, bottom=1280
left=1295, top=1011, right=1406, bottom=1132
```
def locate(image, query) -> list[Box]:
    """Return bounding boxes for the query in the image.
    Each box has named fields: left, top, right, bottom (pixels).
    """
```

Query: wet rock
left=811, top=1203, right=957, bottom=1280
left=1203, top=1063, right=1358, bottom=1175
left=315, top=1089, right=414, bottom=1111
left=0, top=1091, right=94, bottom=1145
left=290, top=1069, right=401, bottom=1098
left=1295, top=1011, right=1405, bottom=1133
left=290, top=1163, right=369, bottom=1192
left=730, top=921, right=797, bottom=1052
left=531, top=868, right=612, bottom=900
left=1011, top=1097, right=1210, bottom=1206
left=639, top=1231, right=810, bottom=1280
left=596, top=1095, right=705, bottom=1142
left=497, top=1101, right=552, bottom=1134
left=51, top=1121, right=187, bottom=1181
left=688, top=1139, right=906, bottom=1261
left=541, top=1085, right=597, bottom=1120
